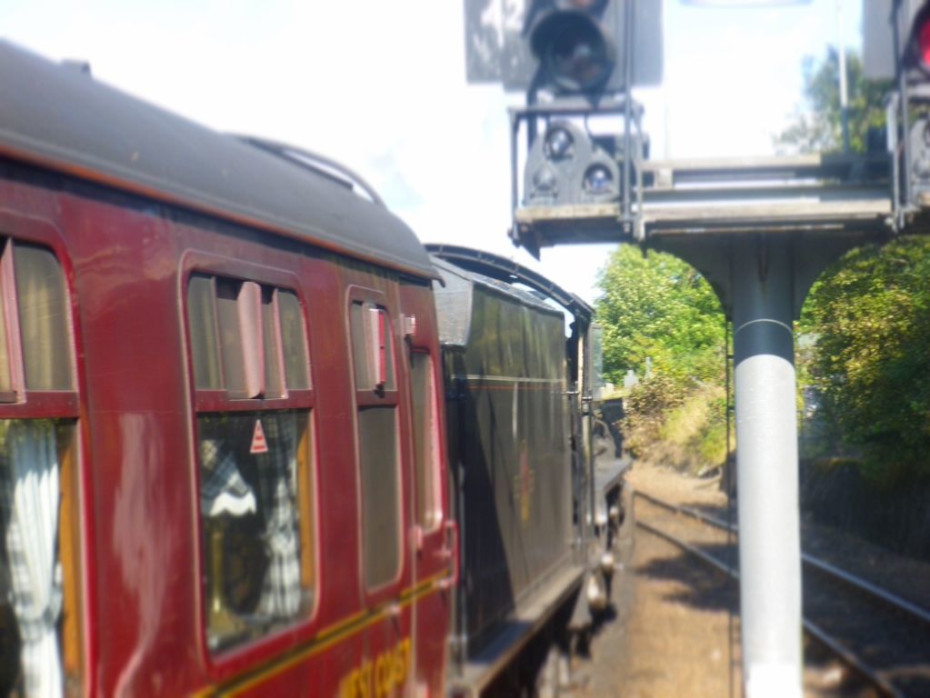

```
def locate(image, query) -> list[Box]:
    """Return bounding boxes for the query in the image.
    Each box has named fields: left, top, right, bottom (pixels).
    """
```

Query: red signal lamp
left=919, top=17, right=930, bottom=68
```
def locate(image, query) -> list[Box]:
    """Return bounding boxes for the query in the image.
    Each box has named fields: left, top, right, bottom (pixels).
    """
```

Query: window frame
left=346, top=286, right=406, bottom=598
left=181, top=254, right=314, bottom=415
left=407, top=349, right=444, bottom=535
left=0, top=211, right=86, bottom=696
left=179, top=252, right=320, bottom=669
left=0, top=219, right=80, bottom=417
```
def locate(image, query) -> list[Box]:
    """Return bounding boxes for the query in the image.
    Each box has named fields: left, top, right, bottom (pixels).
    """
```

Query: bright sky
left=1, top=0, right=863, bottom=304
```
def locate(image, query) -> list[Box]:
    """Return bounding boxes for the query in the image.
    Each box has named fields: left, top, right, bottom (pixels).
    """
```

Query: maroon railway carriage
left=0, top=41, right=456, bottom=696
left=0, top=40, right=633, bottom=698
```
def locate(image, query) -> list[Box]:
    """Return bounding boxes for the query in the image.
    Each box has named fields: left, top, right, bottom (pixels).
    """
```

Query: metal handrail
left=233, top=135, right=385, bottom=207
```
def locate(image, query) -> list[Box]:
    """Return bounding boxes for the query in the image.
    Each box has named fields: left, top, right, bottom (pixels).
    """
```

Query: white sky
left=1, top=0, right=863, bottom=303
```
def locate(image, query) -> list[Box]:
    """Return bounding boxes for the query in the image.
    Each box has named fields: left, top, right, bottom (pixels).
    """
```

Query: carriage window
left=261, top=290, right=284, bottom=399
left=358, top=407, right=399, bottom=588
left=350, top=301, right=401, bottom=590
left=186, top=274, right=315, bottom=652
left=410, top=352, right=441, bottom=531
left=15, top=246, right=73, bottom=391
left=188, top=275, right=222, bottom=390
left=0, top=239, right=81, bottom=697
left=350, top=302, right=395, bottom=393
left=217, top=279, right=263, bottom=399
left=279, top=291, right=309, bottom=390
left=197, top=411, right=311, bottom=649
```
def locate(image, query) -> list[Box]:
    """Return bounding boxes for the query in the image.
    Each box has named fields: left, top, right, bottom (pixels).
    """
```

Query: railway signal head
left=864, top=0, right=930, bottom=84
left=863, top=1, right=930, bottom=209
left=526, top=0, right=622, bottom=96
left=523, top=120, right=621, bottom=205
left=907, top=6, right=930, bottom=204
left=463, top=0, right=663, bottom=98
left=903, top=2, right=930, bottom=80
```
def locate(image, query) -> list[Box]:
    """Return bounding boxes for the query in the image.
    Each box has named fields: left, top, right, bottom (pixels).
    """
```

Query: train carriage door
left=183, top=265, right=319, bottom=693
left=399, top=284, right=453, bottom=697
left=346, top=289, right=416, bottom=698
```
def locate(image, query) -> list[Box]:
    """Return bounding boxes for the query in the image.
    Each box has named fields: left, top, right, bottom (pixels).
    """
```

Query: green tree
left=803, top=238, right=930, bottom=484
left=775, top=48, right=930, bottom=485
left=595, top=245, right=724, bottom=388
left=774, top=48, right=891, bottom=154
left=595, top=246, right=728, bottom=472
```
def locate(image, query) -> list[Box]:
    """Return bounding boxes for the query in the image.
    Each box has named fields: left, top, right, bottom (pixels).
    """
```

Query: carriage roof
left=0, top=41, right=434, bottom=279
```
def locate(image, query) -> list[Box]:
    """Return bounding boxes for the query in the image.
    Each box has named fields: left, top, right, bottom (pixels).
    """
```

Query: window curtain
left=255, top=413, right=301, bottom=618
left=199, top=437, right=257, bottom=517
left=1, top=420, right=63, bottom=698
left=198, top=413, right=302, bottom=621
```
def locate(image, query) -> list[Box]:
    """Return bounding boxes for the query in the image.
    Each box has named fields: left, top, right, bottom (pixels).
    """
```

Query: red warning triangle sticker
left=250, top=419, right=269, bottom=455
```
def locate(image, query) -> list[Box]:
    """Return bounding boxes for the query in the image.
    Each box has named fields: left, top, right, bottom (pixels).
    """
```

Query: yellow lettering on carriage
left=338, top=638, right=411, bottom=698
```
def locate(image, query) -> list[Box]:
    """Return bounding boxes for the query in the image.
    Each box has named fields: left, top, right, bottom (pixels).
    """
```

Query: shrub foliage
left=802, top=238, right=930, bottom=485
left=595, top=246, right=726, bottom=471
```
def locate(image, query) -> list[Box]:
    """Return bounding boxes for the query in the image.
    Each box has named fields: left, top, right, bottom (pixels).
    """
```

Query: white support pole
left=731, top=236, right=803, bottom=698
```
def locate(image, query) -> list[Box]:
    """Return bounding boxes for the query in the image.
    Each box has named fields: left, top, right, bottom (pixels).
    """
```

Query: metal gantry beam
left=513, top=152, right=895, bottom=249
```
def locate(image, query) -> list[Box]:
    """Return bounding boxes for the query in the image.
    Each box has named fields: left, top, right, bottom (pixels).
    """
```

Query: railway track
left=634, top=490, right=930, bottom=697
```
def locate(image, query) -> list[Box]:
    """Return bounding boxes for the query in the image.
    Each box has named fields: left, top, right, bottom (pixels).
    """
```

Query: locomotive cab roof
left=428, top=244, right=593, bottom=348
left=0, top=40, right=435, bottom=279
left=430, top=253, right=566, bottom=348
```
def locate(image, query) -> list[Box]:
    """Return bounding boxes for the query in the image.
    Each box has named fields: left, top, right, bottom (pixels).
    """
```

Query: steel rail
left=634, top=505, right=901, bottom=697
left=636, top=489, right=735, bottom=530
left=636, top=519, right=737, bottom=578
left=800, top=620, right=903, bottom=698
left=635, top=490, right=930, bottom=630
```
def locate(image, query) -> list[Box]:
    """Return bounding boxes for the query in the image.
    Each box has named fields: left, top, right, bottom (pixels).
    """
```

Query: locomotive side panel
left=434, top=260, right=576, bottom=655
left=460, top=287, right=573, bottom=645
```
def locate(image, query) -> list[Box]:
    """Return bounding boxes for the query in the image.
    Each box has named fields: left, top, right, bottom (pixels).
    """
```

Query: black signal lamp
left=531, top=10, right=615, bottom=93
left=522, top=0, right=628, bottom=97
left=463, top=0, right=663, bottom=95
left=583, top=163, right=614, bottom=195
left=544, top=126, right=575, bottom=160
left=533, top=166, right=560, bottom=195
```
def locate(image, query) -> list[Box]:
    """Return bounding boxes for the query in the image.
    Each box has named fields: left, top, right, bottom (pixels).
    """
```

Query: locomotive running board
left=448, top=564, right=585, bottom=698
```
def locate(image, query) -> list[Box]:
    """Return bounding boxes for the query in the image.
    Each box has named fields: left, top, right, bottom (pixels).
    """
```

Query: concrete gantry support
left=652, top=232, right=875, bottom=698
left=730, top=236, right=802, bottom=698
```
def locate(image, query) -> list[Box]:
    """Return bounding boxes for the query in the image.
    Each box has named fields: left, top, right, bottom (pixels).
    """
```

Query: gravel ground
left=569, top=463, right=742, bottom=697
left=566, top=463, right=874, bottom=697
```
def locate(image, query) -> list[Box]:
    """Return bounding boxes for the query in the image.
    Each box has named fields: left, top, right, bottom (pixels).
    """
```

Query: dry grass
left=630, top=384, right=729, bottom=475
